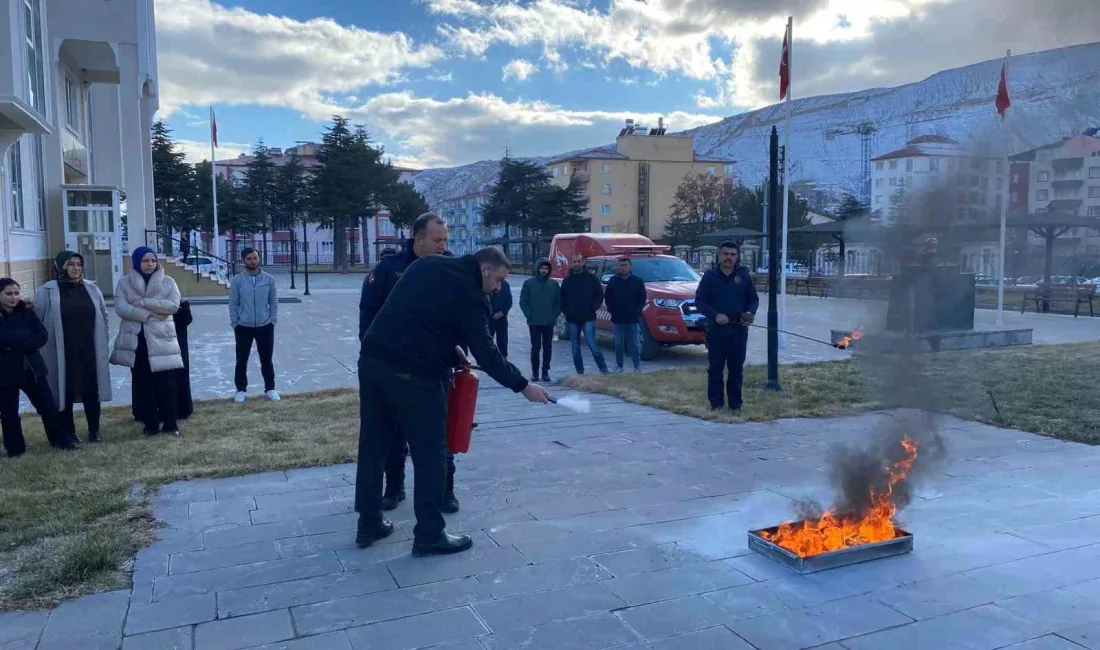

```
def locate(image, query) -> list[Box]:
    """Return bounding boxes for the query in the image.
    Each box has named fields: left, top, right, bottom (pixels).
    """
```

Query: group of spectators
left=1, top=244, right=280, bottom=458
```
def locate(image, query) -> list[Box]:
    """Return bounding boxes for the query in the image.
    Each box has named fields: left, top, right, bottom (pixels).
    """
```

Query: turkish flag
left=779, top=24, right=790, bottom=101
left=995, top=60, right=1011, bottom=120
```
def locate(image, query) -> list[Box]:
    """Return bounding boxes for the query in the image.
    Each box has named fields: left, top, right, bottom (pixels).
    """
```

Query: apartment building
left=0, top=0, right=158, bottom=294
left=547, top=118, right=734, bottom=239
left=871, top=135, right=1006, bottom=222
left=437, top=190, right=521, bottom=258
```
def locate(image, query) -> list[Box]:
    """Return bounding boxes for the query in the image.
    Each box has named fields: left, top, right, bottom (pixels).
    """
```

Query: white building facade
left=0, top=0, right=158, bottom=294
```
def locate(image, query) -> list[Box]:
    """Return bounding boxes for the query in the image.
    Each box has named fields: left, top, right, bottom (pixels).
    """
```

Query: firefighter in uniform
left=355, top=246, right=550, bottom=555
left=359, top=213, right=465, bottom=512
left=694, top=240, right=759, bottom=411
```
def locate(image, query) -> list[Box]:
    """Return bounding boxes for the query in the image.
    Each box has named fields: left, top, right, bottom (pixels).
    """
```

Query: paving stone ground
left=7, top=384, right=1100, bottom=649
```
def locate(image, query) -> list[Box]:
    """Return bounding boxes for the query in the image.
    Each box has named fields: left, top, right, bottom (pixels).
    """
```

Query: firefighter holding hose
left=355, top=246, right=550, bottom=556
left=695, top=240, right=759, bottom=412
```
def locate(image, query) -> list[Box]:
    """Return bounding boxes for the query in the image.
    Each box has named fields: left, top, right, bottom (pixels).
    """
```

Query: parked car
left=548, top=233, right=705, bottom=360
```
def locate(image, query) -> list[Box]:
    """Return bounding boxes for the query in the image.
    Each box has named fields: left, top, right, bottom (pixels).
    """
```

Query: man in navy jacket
left=488, top=279, right=512, bottom=359
left=694, top=241, right=759, bottom=410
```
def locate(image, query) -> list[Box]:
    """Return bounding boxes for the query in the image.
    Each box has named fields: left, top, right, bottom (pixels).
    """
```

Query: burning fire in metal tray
left=834, top=327, right=864, bottom=350
left=753, top=436, right=919, bottom=567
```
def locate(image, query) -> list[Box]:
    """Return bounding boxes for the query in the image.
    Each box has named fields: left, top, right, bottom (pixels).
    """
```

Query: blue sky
left=154, top=0, right=1099, bottom=169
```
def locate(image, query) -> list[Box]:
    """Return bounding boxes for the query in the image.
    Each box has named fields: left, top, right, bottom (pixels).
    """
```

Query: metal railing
left=145, top=230, right=237, bottom=282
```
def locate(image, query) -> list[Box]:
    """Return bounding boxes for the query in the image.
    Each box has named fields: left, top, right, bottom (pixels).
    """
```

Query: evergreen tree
left=482, top=155, right=554, bottom=261
left=151, top=120, right=197, bottom=253
left=310, top=117, right=390, bottom=271
left=273, top=151, right=311, bottom=231
left=244, top=139, right=278, bottom=255
left=385, top=181, right=430, bottom=231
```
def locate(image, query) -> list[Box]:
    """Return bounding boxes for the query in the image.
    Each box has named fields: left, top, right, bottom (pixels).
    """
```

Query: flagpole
left=210, top=106, right=220, bottom=261
left=996, top=49, right=1011, bottom=327
left=779, top=16, right=793, bottom=349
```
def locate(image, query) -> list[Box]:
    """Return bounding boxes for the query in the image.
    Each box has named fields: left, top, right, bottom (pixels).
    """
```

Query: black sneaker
left=441, top=493, right=460, bottom=514
left=412, top=533, right=473, bottom=557
left=541, top=372, right=552, bottom=383
left=86, top=432, right=100, bottom=444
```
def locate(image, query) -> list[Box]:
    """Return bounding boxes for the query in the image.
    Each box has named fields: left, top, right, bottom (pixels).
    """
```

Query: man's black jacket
left=560, top=268, right=604, bottom=324
left=694, top=265, right=760, bottom=331
left=490, top=279, right=513, bottom=315
left=361, top=254, right=529, bottom=393
left=604, top=274, right=647, bottom=324
left=359, top=239, right=417, bottom=342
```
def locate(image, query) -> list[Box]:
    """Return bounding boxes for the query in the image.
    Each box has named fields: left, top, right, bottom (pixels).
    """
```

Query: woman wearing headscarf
left=0, top=278, right=72, bottom=456
left=33, top=251, right=113, bottom=444
left=111, top=247, right=184, bottom=436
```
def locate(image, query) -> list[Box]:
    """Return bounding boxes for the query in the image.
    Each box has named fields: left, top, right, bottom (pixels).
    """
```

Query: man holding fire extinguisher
left=359, top=213, right=463, bottom=514
left=356, top=246, right=550, bottom=556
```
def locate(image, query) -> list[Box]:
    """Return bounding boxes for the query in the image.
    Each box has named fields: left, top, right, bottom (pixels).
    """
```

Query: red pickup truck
left=548, top=233, right=706, bottom=359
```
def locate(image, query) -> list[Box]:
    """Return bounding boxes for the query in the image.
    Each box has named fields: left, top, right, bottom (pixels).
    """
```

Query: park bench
left=1021, top=283, right=1096, bottom=317
left=793, top=276, right=830, bottom=298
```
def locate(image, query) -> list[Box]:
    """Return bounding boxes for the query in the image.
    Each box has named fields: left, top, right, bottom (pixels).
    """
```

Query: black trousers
left=384, top=383, right=457, bottom=495
left=706, top=326, right=749, bottom=409
left=356, top=356, right=449, bottom=542
left=0, top=371, right=66, bottom=456
left=489, top=317, right=509, bottom=358
left=528, top=324, right=554, bottom=376
left=60, top=391, right=100, bottom=441
left=134, top=335, right=178, bottom=432
left=234, top=324, right=276, bottom=392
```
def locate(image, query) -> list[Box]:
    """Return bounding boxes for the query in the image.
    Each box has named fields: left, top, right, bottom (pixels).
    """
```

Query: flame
left=760, top=437, right=918, bottom=557
left=835, top=327, right=865, bottom=349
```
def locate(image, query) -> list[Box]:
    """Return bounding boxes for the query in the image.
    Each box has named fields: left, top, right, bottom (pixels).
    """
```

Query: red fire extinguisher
left=446, top=347, right=479, bottom=454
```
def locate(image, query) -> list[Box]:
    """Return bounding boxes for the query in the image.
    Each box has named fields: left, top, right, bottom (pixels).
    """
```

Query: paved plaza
left=96, top=272, right=1100, bottom=406
left=5, top=272, right=1100, bottom=648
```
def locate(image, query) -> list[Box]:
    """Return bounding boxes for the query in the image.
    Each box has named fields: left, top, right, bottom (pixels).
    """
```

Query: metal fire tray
left=747, top=525, right=913, bottom=575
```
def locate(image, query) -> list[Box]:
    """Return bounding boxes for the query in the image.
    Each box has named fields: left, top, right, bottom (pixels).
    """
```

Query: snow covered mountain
left=415, top=41, right=1100, bottom=208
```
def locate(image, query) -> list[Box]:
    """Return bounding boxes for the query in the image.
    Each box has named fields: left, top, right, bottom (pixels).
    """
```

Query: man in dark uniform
left=356, top=247, right=550, bottom=556
left=694, top=241, right=759, bottom=411
left=359, top=213, right=461, bottom=512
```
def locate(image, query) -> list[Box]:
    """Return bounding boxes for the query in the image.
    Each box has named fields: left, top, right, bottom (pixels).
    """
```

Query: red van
left=548, top=233, right=705, bottom=359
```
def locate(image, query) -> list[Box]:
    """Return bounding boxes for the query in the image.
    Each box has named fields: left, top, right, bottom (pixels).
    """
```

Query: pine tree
left=482, top=155, right=554, bottom=261
left=151, top=120, right=197, bottom=253
left=273, top=151, right=311, bottom=231
left=244, top=139, right=278, bottom=260
left=385, top=181, right=430, bottom=231
left=529, top=174, right=590, bottom=255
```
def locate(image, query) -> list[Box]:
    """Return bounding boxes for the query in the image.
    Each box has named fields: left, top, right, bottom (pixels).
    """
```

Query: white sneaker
left=234, top=392, right=247, bottom=404
left=265, top=390, right=281, bottom=402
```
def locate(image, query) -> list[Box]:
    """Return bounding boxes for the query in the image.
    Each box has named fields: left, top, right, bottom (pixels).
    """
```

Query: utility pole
left=766, top=126, right=781, bottom=391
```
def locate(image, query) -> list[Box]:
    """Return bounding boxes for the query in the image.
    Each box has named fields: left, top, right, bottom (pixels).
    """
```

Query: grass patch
left=566, top=342, right=1100, bottom=444
left=0, top=389, right=359, bottom=610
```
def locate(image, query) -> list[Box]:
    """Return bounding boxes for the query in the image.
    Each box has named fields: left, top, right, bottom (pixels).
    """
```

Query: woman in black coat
left=0, top=278, right=72, bottom=456
left=132, top=299, right=193, bottom=421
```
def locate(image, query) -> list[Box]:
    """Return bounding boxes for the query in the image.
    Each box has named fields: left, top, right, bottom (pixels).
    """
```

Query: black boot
left=381, top=468, right=406, bottom=511
left=412, top=533, right=473, bottom=557
left=355, top=517, right=395, bottom=549
left=86, top=431, right=100, bottom=444
left=441, top=463, right=459, bottom=514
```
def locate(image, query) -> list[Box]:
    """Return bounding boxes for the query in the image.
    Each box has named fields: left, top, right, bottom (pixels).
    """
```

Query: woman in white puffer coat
left=111, top=247, right=184, bottom=436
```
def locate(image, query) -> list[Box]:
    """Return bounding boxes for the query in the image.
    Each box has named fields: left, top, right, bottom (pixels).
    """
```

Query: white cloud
left=154, top=0, right=443, bottom=119
left=501, top=58, right=537, bottom=81
left=343, top=91, right=722, bottom=167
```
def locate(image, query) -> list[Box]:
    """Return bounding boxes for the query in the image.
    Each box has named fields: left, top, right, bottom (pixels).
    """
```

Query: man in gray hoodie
left=229, top=247, right=279, bottom=403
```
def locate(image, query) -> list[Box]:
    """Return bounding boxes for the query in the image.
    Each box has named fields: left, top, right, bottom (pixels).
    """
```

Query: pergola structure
left=787, top=217, right=889, bottom=277
left=967, top=212, right=1100, bottom=285
left=692, top=227, right=766, bottom=247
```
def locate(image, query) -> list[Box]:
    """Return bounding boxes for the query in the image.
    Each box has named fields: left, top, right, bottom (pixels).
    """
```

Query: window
left=1037, top=171, right=1050, bottom=182
left=706, top=166, right=716, bottom=176
left=600, top=225, right=612, bottom=233
left=874, top=195, right=883, bottom=206
left=30, top=135, right=45, bottom=230
left=1037, top=189, right=1049, bottom=201
left=1089, top=206, right=1100, bottom=217
left=875, top=161, right=884, bottom=171
left=979, top=177, right=988, bottom=190
left=1090, top=186, right=1100, bottom=198
left=600, top=204, right=611, bottom=216
left=1090, top=167, right=1100, bottom=179
left=996, top=177, right=1003, bottom=190
left=929, top=158, right=940, bottom=172
left=875, top=178, right=884, bottom=188
left=905, top=159, right=913, bottom=172
left=65, top=75, right=81, bottom=130
left=23, top=0, right=45, bottom=112
left=906, top=176, right=913, bottom=186
left=378, top=218, right=395, bottom=237
left=8, top=141, right=24, bottom=228
left=601, top=184, right=612, bottom=196
left=601, top=163, right=613, bottom=174
left=889, top=160, right=898, bottom=170
left=971, top=160, right=981, bottom=170
left=889, top=177, right=897, bottom=187
left=552, top=166, right=559, bottom=178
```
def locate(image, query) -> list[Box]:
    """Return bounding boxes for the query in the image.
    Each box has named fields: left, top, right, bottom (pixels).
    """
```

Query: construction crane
left=824, top=121, right=878, bottom=206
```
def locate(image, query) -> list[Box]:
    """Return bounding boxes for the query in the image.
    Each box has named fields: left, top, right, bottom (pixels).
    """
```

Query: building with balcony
left=546, top=118, right=734, bottom=240
left=437, top=190, right=522, bottom=259
left=0, top=0, right=158, bottom=294
left=871, top=135, right=1007, bottom=222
